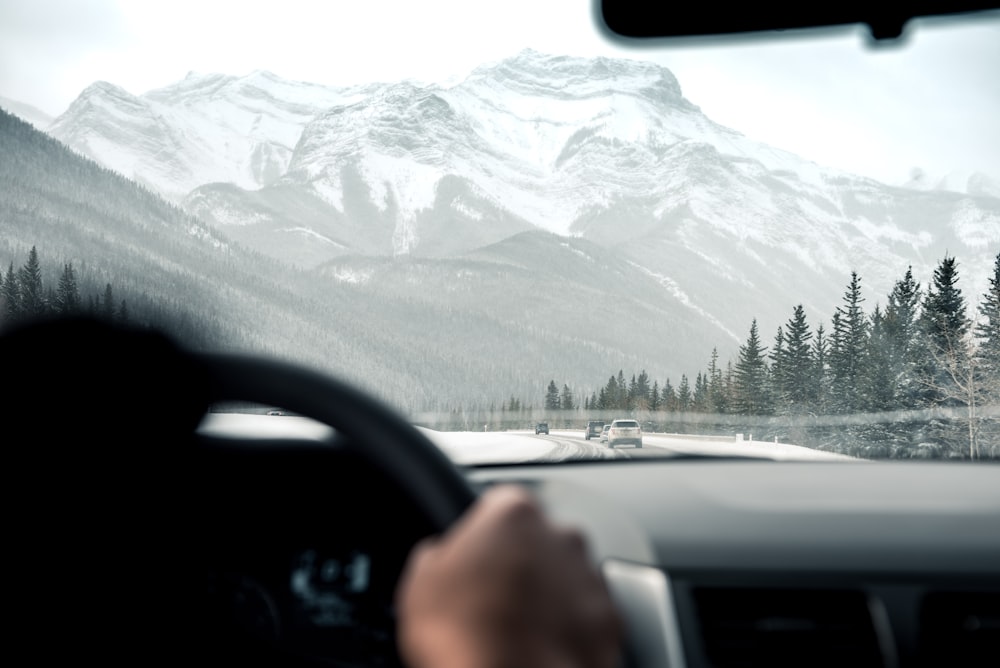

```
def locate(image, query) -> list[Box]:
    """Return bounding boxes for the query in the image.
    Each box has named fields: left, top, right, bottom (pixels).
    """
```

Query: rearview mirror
left=597, top=0, right=1000, bottom=41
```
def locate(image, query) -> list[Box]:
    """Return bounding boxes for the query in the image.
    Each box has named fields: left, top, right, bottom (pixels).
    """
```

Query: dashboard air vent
left=919, top=591, right=999, bottom=667
left=692, top=587, right=885, bottom=667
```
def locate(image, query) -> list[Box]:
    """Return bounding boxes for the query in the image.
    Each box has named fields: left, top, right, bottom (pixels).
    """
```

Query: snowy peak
left=292, top=81, right=474, bottom=167
left=145, top=72, right=239, bottom=101
left=468, top=49, right=687, bottom=106
left=46, top=82, right=185, bottom=195
left=144, top=69, right=370, bottom=114
left=61, top=81, right=149, bottom=119
left=48, top=70, right=376, bottom=199
left=456, top=49, right=701, bottom=159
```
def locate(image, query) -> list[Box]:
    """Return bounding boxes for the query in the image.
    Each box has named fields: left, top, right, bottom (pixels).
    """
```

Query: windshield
left=1, top=1, right=998, bottom=464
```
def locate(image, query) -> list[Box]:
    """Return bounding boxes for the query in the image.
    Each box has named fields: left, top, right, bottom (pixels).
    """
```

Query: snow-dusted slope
left=48, top=71, right=375, bottom=200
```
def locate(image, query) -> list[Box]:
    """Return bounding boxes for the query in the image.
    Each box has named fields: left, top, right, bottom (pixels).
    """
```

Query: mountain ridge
left=22, top=50, right=1000, bottom=387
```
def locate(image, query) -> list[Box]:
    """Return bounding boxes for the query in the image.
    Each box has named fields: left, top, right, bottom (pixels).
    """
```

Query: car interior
left=4, top=1, right=999, bottom=668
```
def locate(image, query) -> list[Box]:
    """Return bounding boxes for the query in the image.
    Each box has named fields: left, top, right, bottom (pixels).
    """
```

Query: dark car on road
left=535, top=422, right=549, bottom=435
left=584, top=420, right=605, bottom=440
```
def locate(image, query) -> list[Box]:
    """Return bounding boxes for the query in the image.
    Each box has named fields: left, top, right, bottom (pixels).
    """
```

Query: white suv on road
left=607, top=419, right=642, bottom=449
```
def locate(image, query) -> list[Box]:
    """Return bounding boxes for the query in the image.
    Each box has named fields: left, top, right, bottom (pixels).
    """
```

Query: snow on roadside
left=418, top=427, right=559, bottom=464
left=642, top=434, right=858, bottom=461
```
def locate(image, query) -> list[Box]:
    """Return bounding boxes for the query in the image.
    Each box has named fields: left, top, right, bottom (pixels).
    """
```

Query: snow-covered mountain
left=206, top=50, right=848, bottom=257
left=49, top=50, right=847, bottom=248
left=48, top=71, right=378, bottom=200
left=43, top=49, right=1000, bottom=357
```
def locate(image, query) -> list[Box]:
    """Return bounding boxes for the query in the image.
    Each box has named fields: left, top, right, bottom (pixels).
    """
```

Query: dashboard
left=196, top=434, right=438, bottom=667
left=196, top=415, right=1000, bottom=668
left=470, top=459, right=1000, bottom=668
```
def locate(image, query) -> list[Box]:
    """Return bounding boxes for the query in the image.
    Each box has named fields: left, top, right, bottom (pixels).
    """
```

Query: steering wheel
left=1, top=316, right=478, bottom=666
left=194, top=354, right=488, bottom=666
left=196, top=352, right=477, bottom=531
left=3, top=315, right=475, bottom=529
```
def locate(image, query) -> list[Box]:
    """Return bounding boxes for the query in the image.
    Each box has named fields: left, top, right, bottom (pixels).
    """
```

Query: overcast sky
left=1, top=0, right=998, bottom=186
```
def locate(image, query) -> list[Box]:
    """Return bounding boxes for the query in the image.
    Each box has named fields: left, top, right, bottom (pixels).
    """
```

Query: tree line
left=2, top=246, right=129, bottom=325
left=11, top=241, right=998, bottom=460
left=0, top=245, right=224, bottom=349
left=535, top=253, right=1000, bottom=460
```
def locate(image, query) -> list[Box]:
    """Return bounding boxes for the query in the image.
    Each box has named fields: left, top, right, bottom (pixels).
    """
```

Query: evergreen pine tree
left=922, top=256, right=970, bottom=352
left=724, top=361, right=736, bottom=412
left=616, top=370, right=627, bottom=410
left=560, top=384, right=575, bottom=410
left=692, top=371, right=708, bottom=411
left=769, top=326, right=787, bottom=407
left=650, top=381, right=661, bottom=412
left=974, top=252, right=1000, bottom=385
left=601, top=375, right=620, bottom=410
left=918, top=256, right=978, bottom=456
left=676, top=375, right=691, bottom=411
left=545, top=380, right=560, bottom=410
left=708, top=347, right=726, bottom=413
left=884, top=267, right=923, bottom=409
left=829, top=272, right=869, bottom=412
left=974, top=252, right=1000, bottom=457
left=662, top=379, right=676, bottom=412
left=635, top=370, right=651, bottom=410
left=597, top=387, right=608, bottom=411
left=18, top=246, right=46, bottom=319
left=2, top=261, right=20, bottom=323
left=920, top=255, right=971, bottom=406
left=733, top=319, right=771, bottom=415
left=783, top=305, right=815, bottom=413
left=56, top=262, right=81, bottom=315
left=865, top=305, right=896, bottom=412
left=812, top=323, right=830, bottom=413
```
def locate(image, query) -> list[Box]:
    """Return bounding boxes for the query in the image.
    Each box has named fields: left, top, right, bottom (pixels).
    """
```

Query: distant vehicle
left=608, top=419, right=642, bottom=448
left=535, top=422, right=549, bottom=435
left=599, top=424, right=611, bottom=443
left=267, top=410, right=283, bottom=416
left=584, top=420, right=605, bottom=440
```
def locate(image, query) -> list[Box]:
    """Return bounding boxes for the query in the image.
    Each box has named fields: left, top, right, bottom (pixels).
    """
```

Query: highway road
left=197, top=415, right=854, bottom=464
left=421, top=428, right=855, bottom=464
left=528, top=430, right=680, bottom=461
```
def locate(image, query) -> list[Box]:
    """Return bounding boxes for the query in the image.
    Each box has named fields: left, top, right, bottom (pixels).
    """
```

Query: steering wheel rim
left=196, top=352, right=477, bottom=531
